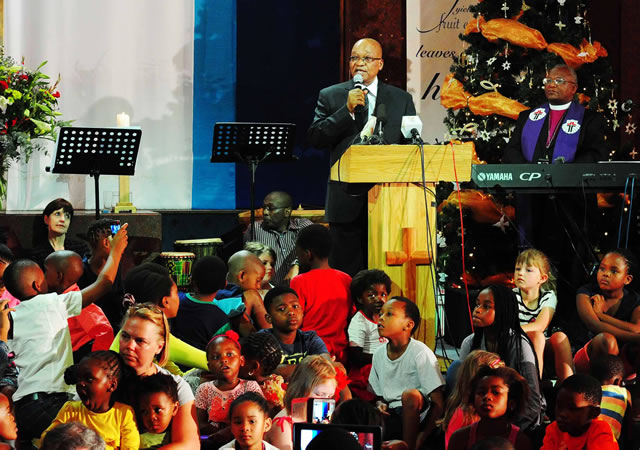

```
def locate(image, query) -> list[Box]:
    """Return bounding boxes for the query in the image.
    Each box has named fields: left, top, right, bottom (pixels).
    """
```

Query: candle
left=116, top=112, right=130, bottom=127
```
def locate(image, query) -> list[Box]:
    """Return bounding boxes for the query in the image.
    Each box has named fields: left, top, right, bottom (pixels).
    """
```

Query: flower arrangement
left=0, top=47, right=72, bottom=206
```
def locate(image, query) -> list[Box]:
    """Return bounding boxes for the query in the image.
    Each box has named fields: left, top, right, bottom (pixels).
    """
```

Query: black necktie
left=356, top=89, right=369, bottom=130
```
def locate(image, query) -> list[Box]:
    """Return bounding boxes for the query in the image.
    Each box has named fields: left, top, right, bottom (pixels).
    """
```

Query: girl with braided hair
left=40, top=350, right=140, bottom=449
left=239, top=332, right=286, bottom=414
left=458, top=285, right=544, bottom=433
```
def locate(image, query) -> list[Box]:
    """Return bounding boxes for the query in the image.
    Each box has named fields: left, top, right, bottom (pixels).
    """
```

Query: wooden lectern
left=330, top=142, right=474, bottom=349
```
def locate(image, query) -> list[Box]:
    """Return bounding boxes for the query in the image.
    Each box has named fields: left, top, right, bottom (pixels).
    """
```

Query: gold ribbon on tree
left=440, top=74, right=528, bottom=120
left=440, top=73, right=470, bottom=110
left=465, top=17, right=608, bottom=69
left=479, top=18, right=548, bottom=50
left=546, top=39, right=608, bottom=68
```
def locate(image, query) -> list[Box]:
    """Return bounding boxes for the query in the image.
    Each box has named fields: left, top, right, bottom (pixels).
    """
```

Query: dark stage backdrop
left=235, top=1, right=341, bottom=210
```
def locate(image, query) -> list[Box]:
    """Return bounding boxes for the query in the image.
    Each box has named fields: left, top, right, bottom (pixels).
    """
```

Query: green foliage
left=0, top=47, right=73, bottom=207
left=0, top=47, right=73, bottom=166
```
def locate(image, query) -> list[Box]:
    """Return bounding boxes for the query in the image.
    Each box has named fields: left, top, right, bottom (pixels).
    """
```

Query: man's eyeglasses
left=542, top=78, right=576, bottom=86
left=263, top=205, right=286, bottom=212
left=349, top=56, right=382, bottom=64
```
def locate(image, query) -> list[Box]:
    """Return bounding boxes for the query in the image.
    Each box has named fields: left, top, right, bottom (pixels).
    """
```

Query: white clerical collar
left=549, top=101, right=571, bottom=111
left=365, top=77, right=379, bottom=98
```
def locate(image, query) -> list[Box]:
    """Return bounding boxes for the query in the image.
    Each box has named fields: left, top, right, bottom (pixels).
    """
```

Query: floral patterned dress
left=195, top=379, right=263, bottom=429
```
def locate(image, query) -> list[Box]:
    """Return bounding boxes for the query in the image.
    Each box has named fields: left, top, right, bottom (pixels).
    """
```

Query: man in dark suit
left=308, top=38, right=416, bottom=276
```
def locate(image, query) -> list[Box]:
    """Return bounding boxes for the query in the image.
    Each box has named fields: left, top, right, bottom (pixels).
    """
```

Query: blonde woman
left=118, top=304, right=199, bottom=449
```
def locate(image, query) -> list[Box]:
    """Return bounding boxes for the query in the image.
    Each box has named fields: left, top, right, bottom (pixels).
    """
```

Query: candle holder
left=114, top=112, right=137, bottom=213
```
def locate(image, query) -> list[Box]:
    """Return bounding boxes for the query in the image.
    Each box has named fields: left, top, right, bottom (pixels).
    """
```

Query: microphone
left=371, top=104, right=387, bottom=144
left=359, top=116, right=377, bottom=144
left=621, top=99, right=635, bottom=113
left=353, top=73, right=366, bottom=90
left=401, top=115, right=423, bottom=144
left=353, top=74, right=366, bottom=114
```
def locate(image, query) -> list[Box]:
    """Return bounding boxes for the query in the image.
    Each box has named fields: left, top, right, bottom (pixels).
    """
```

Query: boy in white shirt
left=369, top=296, right=444, bottom=450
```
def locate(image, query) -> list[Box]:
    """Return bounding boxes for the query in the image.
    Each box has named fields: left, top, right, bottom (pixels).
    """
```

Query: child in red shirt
left=541, top=374, right=617, bottom=450
left=290, top=224, right=354, bottom=364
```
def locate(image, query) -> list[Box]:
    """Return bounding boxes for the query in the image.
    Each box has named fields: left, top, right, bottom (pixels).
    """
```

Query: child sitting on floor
left=239, top=332, right=286, bottom=415
left=244, top=241, right=277, bottom=298
left=541, top=374, right=617, bottom=449
left=78, top=218, right=127, bottom=332
left=259, top=286, right=330, bottom=381
left=347, top=269, right=390, bottom=400
left=572, top=248, right=640, bottom=377
left=369, top=297, right=445, bottom=450
left=195, top=331, right=264, bottom=446
left=265, top=355, right=340, bottom=450
left=442, top=350, right=504, bottom=448
left=590, top=354, right=632, bottom=443
left=137, top=372, right=180, bottom=449
left=217, top=250, right=271, bottom=330
left=220, top=392, right=278, bottom=450
left=290, top=224, right=353, bottom=364
left=513, top=248, right=574, bottom=381
left=41, top=350, right=139, bottom=450
left=448, top=366, right=532, bottom=450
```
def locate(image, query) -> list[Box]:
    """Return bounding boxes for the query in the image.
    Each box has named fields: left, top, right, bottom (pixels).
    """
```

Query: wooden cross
left=385, top=227, right=432, bottom=302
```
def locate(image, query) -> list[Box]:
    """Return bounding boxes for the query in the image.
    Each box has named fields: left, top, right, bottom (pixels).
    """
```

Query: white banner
left=406, top=0, right=475, bottom=143
left=4, top=0, right=194, bottom=211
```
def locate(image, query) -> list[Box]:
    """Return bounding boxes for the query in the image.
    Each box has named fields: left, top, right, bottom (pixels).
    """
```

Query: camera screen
left=110, top=224, right=121, bottom=234
left=298, top=430, right=375, bottom=450
left=311, top=400, right=334, bottom=424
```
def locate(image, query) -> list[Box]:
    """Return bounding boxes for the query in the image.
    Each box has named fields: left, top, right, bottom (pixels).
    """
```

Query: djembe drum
left=159, top=252, right=195, bottom=291
left=173, top=238, right=223, bottom=261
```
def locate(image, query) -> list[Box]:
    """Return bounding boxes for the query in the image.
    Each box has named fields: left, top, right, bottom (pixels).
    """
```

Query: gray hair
left=40, top=422, right=106, bottom=450
left=550, top=64, right=578, bottom=85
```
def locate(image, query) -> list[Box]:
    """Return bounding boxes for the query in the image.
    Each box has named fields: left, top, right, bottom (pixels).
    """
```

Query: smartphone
left=293, top=423, right=382, bottom=450
left=291, top=398, right=335, bottom=424
left=110, top=221, right=121, bottom=234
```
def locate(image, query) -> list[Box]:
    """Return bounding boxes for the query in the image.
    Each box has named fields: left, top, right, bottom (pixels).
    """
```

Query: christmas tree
left=436, top=0, right=636, bottom=289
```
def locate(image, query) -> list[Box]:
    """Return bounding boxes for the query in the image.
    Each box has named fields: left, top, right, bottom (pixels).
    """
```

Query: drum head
left=160, top=252, right=196, bottom=258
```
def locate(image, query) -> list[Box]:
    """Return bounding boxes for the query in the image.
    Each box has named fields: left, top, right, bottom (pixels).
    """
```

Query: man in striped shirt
left=243, top=191, right=313, bottom=286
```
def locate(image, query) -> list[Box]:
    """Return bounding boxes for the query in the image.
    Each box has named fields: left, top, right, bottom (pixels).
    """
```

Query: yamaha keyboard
left=471, top=163, right=640, bottom=192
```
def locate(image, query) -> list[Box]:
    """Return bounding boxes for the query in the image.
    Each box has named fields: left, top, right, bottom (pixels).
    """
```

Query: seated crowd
left=0, top=197, right=638, bottom=449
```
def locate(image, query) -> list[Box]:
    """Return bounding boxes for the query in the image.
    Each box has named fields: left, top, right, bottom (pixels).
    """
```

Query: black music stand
left=48, top=126, right=142, bottom=219
left=211, top=122, right=296, bottom=239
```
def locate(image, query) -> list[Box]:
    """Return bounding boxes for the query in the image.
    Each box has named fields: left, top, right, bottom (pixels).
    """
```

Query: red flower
left=20, top=74, right=29, bottom=81
left=52, top=91, right=60, bottom=98
left=0, top=80, right=8, bottom=91
left=333, top=366, right=350, bottom=401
